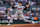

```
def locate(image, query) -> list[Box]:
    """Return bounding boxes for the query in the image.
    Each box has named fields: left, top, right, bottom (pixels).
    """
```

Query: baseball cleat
left=7, top=23, right=11, bottom=26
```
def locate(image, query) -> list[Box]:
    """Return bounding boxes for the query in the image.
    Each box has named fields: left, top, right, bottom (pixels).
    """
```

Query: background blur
left=0, top=0, right=40, bottom=24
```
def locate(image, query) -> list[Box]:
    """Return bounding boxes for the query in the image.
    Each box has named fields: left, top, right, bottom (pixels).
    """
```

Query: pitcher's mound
left=0, top=24, right=40, bottom=27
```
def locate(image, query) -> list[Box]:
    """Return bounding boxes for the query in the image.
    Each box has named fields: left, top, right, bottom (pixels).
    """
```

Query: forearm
left=26, top=1, right=30, bottom=8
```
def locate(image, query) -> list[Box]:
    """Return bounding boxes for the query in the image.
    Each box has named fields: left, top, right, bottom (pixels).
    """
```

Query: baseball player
left=7, top=2, right=31, bottom=25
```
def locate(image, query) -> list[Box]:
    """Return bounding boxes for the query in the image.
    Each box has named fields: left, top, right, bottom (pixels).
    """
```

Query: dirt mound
left=0, top=24, right=40, bottom=27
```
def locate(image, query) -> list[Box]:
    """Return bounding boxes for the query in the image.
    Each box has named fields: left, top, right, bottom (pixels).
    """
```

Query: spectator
left=14, top=1, right=19, bottom=5
left=1, top=13, right=4, bottom=19
left=36, top=12, right=39, bottom=17
left=0, top=1, right=3, bottom=4
left=31, top=15, right=35, bottom=20
left=30, top=12, right=34, bottom=18
left=0, top=12, right=1, bottom=19
left=26, top=12, right=30, bottom=19
left=10, top=1, right=13, bottom=6
left=1, top=5, right=7, bottom=14
left=34, top=16, right=38, bottom=20
left=4, top=14, right=7, bottom=19
left=30, top=1, right=36, bottom=6
left=38, top=13, right=40, bottom=17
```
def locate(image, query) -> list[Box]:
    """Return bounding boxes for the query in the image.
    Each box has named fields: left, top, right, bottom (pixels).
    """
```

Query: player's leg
left=9, top=14, right=18, bottom=23
left=20, top=14, right=31, bottom=22
left=7, top=14, right=18, bottom=25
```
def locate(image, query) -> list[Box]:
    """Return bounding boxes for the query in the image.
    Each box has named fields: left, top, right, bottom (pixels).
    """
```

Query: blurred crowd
left=0, top=0, right=40, bottom=20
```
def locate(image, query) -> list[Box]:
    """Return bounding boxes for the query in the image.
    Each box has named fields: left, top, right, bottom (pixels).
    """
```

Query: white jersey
left=14, top=5, right=25, bottom=11
left=14, top=5, right=25, bottom=14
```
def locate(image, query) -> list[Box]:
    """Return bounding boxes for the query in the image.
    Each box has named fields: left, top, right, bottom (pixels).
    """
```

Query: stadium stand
left=0, top=0, right=40, bottom=24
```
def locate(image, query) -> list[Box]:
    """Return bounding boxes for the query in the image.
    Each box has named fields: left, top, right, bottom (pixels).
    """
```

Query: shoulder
left=15, top=5, right=19, bottom=6
left=21, top=6, right=24, bottom=7
left=14, top=5, right=19, bottom=7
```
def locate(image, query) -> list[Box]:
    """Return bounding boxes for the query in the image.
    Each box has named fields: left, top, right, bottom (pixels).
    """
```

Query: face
left=19, top=3, right=22, bottom=6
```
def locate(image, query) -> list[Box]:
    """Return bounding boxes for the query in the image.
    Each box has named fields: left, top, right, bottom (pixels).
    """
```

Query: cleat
left=7, top=23, right=11, bottom=26
left=31, top=20, right=35, bottom=24
left=0, top=24, right=1, bottom=26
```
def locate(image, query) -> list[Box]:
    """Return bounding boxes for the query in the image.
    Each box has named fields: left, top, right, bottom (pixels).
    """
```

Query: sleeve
left=4, top=7, right=7, bottom=10
left=23, top=6, right=25, bottom=9
left=14, top=5, right=17, bottom=7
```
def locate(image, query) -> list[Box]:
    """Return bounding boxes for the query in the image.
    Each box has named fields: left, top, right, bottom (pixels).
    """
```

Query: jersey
left=14, top=5, right=25, bottom=11
left=14, top=5, right=25, bottom=14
